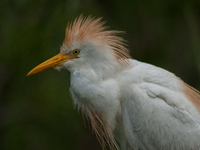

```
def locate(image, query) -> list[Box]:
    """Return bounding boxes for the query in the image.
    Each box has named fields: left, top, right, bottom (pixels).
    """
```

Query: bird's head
left=27, top=15, right=131, bottom=76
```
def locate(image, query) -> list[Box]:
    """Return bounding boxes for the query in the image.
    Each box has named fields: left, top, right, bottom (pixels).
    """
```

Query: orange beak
left=27, top=53, right=75, bottom=76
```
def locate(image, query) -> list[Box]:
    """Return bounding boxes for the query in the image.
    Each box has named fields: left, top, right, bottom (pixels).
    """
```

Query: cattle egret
left=27, top=15, right=200, bottom=150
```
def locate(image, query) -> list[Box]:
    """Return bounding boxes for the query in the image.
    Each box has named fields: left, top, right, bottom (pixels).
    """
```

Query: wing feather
left=121, top=80, right=200, bottom=149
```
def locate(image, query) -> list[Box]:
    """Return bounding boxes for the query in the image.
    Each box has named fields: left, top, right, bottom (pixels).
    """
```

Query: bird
left=27, top=15, right=200, bottom=150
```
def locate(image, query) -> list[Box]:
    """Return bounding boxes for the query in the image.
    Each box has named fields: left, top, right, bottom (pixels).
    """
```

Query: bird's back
left=117, top=59, right=200, bottom=149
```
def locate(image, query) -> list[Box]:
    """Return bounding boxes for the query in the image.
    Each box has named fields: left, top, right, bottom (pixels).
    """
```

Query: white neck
left=69, top=65, right=122, bottom=149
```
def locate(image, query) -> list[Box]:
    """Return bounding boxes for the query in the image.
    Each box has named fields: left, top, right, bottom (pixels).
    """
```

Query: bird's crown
left=61, top=15, right=131, bottom=65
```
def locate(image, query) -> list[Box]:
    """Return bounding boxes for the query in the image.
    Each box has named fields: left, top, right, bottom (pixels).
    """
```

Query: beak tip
left=27, top=70, right=36, bottom=76
left=26, top=72, right=32, bottom=76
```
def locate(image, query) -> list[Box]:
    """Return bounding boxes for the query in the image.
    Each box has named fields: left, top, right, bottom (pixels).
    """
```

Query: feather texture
left=62, top=16, right=200, bottom=149
left=28, top=15, right=200, bottom=150
left=183, top=82, right=200, bottom=110
left=61, top=15, right=131, bottom=66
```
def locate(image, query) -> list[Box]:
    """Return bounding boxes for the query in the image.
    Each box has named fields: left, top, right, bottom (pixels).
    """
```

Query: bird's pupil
left=73, top=49, right=80, bottom=55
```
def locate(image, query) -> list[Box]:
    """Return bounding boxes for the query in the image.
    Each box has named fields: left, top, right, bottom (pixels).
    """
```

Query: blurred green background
left=1, top=0, right=200, bottom=149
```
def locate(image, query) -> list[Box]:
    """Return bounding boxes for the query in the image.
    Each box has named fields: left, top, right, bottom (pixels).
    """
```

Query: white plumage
left=28, top=15, right=200, bottom=150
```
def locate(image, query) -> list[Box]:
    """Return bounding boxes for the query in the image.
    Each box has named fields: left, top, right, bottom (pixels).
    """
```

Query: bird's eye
left=73, top=49, right=80, bottom=55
